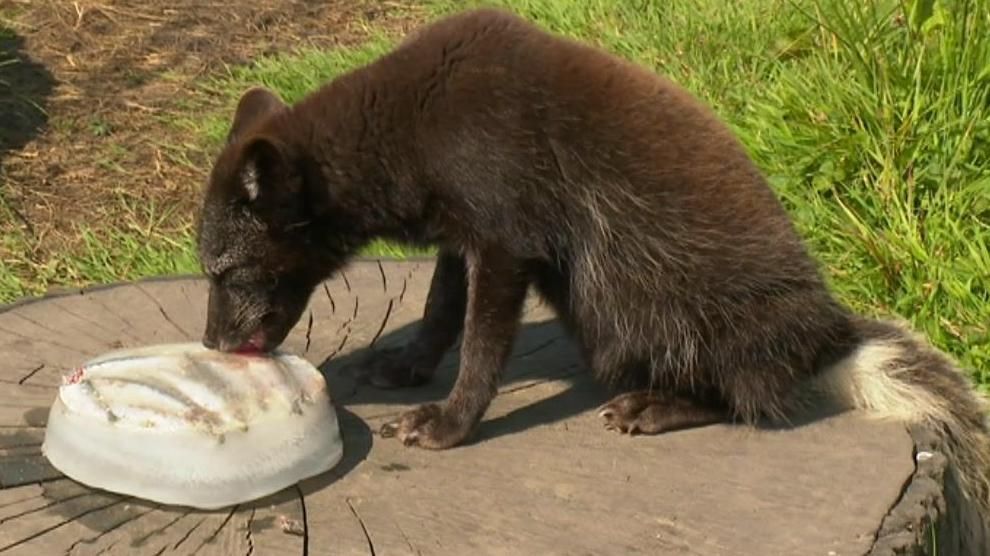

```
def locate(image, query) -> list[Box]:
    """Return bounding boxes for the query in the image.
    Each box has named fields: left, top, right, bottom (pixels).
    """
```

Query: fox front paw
left=379, top=403, right=474, bottom=449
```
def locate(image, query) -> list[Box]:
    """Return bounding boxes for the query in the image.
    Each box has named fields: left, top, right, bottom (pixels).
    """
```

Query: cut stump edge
left=0, top=257, right=986, bottom=555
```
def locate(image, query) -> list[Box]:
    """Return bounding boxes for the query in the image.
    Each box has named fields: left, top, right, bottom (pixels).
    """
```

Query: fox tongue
left=234, top=331, right=266, bottom=354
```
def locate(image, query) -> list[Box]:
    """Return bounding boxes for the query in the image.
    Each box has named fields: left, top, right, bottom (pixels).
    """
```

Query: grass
left=182, top=35, right=438, bottom=259
left=0, top=18, right=31, bottom=299
left=3, top=0, right=989, bottom=385
left=0, top=191, right=198, bottom=298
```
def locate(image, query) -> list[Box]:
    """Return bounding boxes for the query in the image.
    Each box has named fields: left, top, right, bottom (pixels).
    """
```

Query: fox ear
left=237, top=135, right=296, bottom=203
left=227, top=87, right=286, bottom=144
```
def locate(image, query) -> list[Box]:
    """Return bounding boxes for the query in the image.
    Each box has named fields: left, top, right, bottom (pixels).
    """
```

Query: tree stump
left=0, top=259, right=985, bottom=555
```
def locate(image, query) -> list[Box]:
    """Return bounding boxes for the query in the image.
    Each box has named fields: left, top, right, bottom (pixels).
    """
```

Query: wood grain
left=0, top=260, right=922, bottom=555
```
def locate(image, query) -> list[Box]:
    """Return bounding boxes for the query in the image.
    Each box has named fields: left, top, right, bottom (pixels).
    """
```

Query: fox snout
left=202, top=285, right=271, bottom=354
left=202, top=329, right=268, bottom=354
left=201, top=276, right=314, bottom=355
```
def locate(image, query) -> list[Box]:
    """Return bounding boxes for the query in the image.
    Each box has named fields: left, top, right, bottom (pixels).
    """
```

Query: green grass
left=186, top=40, right=393, bottom=146
left=183, top=35, right=438, bottom=259
left=0, top=192, right=199, bottom=300
left=4, top=0, right=988, bottom=386
left=1, top=19, right=31, bottom=300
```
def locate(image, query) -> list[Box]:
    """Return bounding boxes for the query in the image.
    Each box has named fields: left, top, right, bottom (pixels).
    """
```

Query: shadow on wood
left=0, top=259, right=984, bottom=555
left=323, top=317, right=603, bottom=448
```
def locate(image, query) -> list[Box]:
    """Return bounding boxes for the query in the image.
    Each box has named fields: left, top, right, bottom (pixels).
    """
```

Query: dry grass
left=0, top=0, right=425, bottom=299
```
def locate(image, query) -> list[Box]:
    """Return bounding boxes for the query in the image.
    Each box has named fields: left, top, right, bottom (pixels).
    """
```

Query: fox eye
left=227, top=269, right=278, bottom=292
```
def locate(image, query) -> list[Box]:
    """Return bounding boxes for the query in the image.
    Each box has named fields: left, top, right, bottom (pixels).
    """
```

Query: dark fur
left=196, top=8, right=990, bottom=508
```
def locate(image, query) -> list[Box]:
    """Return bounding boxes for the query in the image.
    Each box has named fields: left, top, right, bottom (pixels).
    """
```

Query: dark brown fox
left=195, top=7, right=990, bottom=512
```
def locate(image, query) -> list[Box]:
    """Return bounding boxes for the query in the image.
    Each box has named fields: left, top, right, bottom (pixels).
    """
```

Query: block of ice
left=42, top=343, right=343, bottom=509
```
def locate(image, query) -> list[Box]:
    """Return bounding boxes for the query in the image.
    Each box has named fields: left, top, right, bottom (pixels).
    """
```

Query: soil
left=0, top=0, right=424, bottom=289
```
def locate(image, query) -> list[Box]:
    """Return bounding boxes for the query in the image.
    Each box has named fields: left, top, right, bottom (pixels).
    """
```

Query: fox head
left=196, top=87, right=357, bottom=353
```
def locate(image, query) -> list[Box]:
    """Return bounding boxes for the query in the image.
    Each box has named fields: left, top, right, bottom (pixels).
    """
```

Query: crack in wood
left=18, top=364, right=45, bottom=385
left=14, top=475, right=65, bottom=486
left=304, top=311, right=314, bottom=354
left=132, top=510, right=190, bottom=546
left=376, top=260, right=388, bottom=293
left=0, top=427, right=45, bottom=450
left=323, top=284, right=336, bottom=314
left=398, top=277, right=408, bottom=304
left=294, top=484, right=309, bottom=556
left=0, top=461, right=62, bottom=489
left=0, top=445, right=42, bottom=458
left=180, top=283, right=197, bottom=313
left=0, top=442, right=42, bottom=457
left=319, top=310, right=355, bottom=366
left=159, top=307, right=191, bottom=340
left=10, top=311, right=106, bottom=356
left=245, top=507, right=256, bottom=556
left=173, top=515, right=206, bottom=551
left=325, top=332, right=350, bottom=363
left=0, top=322, right=91, bottom=358
left=136, top=283, right=193, bottom=340
left=352, top=296, right=359, bottom=319
left=53, top=299, right=143, bottom=345
left=95, top=538, right=121, bottom=556
left=869, top=450, right=923, bottom=554
left=192, top=504, right=237, bottom=554
left=0, top=492, right=44, bottom=510
left=0, top=491, right=93, bottom=524
left=87, top=293, right=147, bottom=346
left=368, top=299, right=394, bottom=349
left=65, top=505, right=158, bottom=556
left=394, top=517, right=419, bottom=555
left=345, top=497, right=376, bottom=556
left=96, top=505, right=169, bottom=556
left=0, top=379, right=55, bottom=389
left=44, top=303, right=118, bottom=348
left=0, top=497, right=129, bottom=553
left=341, top=270, right=352, bottom=293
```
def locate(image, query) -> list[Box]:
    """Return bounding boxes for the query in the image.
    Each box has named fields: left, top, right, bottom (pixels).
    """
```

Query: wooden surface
left=0, top=259, right=921, bottom=555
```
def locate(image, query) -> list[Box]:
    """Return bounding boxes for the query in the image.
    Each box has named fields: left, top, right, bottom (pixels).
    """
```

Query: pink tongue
left=234, top=331, right=266, bottom=355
